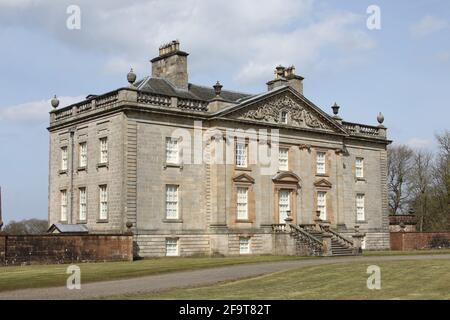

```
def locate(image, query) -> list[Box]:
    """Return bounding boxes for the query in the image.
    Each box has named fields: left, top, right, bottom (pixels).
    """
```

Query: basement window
left=239, top=237, right=251, bottom=254
left=166, top=238, right=179, bottom=256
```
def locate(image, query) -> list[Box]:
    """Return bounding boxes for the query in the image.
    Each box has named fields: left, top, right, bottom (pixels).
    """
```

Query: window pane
left=99, top=185, right=108, bottom=220
left=100, top=138, right=108, bottom=163
left=281, top=111, right=288, bottom=124
left=317, top=152, right=326, bottom=174
left=317, top=191, right=327, bottom=220
left=278, top=190, right=290, bottom=223
left=60, top=190, right=67, bottom=221
left=356, top=158, right=364, bottom=178
left=239, top=237, right=250, bottom=254
left=166, top=138, right=179, bottom=164
left=79, top=188, right=87, bottom=221
left=236, top=187, right=248, bottom=220
left=166, top=239, right=179, bottom=256
left=166, top=185, right=179, bottom=219
left=279, top=148, right=289, bottom=171
left=356, top=194, right=365, bottom=221
left=79, top=143, right=87, bottom=167
left=235, top=143, right=247, bottom=167
left=61, top=147, right=68, bottom=170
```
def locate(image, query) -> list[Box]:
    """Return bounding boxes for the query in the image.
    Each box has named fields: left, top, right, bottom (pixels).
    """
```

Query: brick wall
left=0, top=236, right=5, bottom=264
left=390, top=232, right=450, bottom=251
left=0, top=234, right=133, bottom=265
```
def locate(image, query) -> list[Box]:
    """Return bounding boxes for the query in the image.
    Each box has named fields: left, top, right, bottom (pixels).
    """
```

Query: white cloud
left=410, top=15, right=448, bottom=38
left=0, top=96, right=84, bottom=124
left=406, top=138, right=433, bottom=150
left=0, top=0, right=375, bottom=87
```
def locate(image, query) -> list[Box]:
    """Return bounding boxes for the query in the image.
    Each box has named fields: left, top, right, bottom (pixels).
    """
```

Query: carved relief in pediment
left=232, top=93, right=333, bottom=131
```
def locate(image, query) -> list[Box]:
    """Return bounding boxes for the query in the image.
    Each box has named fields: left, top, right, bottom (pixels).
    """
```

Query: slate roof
left=135, top=77, right=253, bottom=102
left=47, top=223, right=89, bottom=234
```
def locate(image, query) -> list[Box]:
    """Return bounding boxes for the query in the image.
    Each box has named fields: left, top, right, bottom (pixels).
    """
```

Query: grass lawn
left=364, top=249, right=450, bottom=256
left=117, top=259, right=450, bottom=300
left=0, top=255, right=308, bottom=292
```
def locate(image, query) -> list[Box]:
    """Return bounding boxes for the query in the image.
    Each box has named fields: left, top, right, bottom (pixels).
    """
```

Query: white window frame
left=356, top=157, right=364, bottom=178
left=278, top=189, right=290, bottom=224
left=165, top=137, right=179, bottom=164
left=236, top=187, right=248, bottom=220
left=235, top=142, right=247, bottom=168
left=278, top=148, right=289, bottom=171
left=79, top=187, right=87, bottom=221
left=280, top=110, right=288, bottom=124
left=61, top=146, right=68, bottom=171
left=356, top=194, right=365, bottom=221
left=79, top=142, right=87, bottom=168
left=239, top=237, right=251, bottom=254
left=166, top=238, right=179, bottom=256
left=165, top=185, right=179, bottom=219
left=316, top=151, right=326, bottom=174
left=99, top=137, right=108, bottom=164
left=60, top=190, right=68, bottom=221
left=99, top=185, right=108, bottom=220
left=317, top=191, right=327, bottom=220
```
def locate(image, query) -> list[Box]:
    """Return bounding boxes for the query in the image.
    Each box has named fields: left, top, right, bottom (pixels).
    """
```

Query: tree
left=431, top=131, right=450, bottom=230
left=388, top=145, right=413, bottom=215
left=408, top=150, right=433, bottom=231
left=1, top=219, right=48, bottom=235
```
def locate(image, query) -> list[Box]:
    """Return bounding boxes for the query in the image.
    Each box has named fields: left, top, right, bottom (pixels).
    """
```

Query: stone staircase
left=290, top=224, right=357, bottom=256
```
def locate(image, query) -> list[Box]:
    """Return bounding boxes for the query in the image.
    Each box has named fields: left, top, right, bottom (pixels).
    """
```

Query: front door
left=278, top=190, right=290, bottom=223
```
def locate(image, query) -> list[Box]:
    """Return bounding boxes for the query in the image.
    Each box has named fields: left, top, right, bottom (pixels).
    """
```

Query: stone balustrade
left=50, top=90, right=120, bottom=125
left=342, top=121, right=386, bottom=138
left=272, top=224, right=287, bottom=233
left=50, top=88, right=211, bottom=126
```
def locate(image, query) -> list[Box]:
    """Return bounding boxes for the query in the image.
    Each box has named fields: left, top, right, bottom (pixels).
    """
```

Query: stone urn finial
left=51, top=95, right=60, bottom=109
left=332, top=102, right=340, bottom=116
left=127, top=68, right=137, bottom=86
left=213, top=81, right=222, bottom=97
left=316, top=210, right=321, bottom=219
left=377, top=112, right=384, bottom=125
left=354, top=225, right=360, bottom=233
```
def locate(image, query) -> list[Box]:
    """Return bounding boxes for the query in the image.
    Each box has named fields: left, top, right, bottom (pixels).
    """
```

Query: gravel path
left=1, top=254, right=449, bottom=300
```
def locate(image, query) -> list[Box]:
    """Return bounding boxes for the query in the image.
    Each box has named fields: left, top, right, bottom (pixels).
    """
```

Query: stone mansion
left=48, top=41, right=391, bottom=257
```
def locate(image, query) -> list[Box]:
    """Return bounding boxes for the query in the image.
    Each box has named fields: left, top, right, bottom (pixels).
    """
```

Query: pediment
left=232, top=173, right=255, bottom=184
left=314, top=178, right=332, bottom=188
left=272, top=171, right=301, bottom=184
left=219, top=88, right=345, bottom=134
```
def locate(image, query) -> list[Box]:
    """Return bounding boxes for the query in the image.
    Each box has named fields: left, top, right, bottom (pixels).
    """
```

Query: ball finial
left=377, top=112, right=385, bottom=125
left=51, top=95, right=60, bottom=109
left=127, top=68, right=137, bottom=85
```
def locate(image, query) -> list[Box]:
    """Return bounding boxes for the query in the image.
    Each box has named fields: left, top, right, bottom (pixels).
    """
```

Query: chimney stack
left=267, top=65, right=304, bottom=94
left=151, top=40, right=189, bottom=90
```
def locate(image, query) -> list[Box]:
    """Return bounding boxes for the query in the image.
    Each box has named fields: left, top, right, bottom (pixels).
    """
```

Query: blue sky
left=0, top=0, right=449, bottom=223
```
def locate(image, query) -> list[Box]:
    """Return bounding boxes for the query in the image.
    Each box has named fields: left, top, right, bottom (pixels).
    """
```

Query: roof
left=47, top=223, right=89, bottom=234
left=135, top=77, right=253, bottom=102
